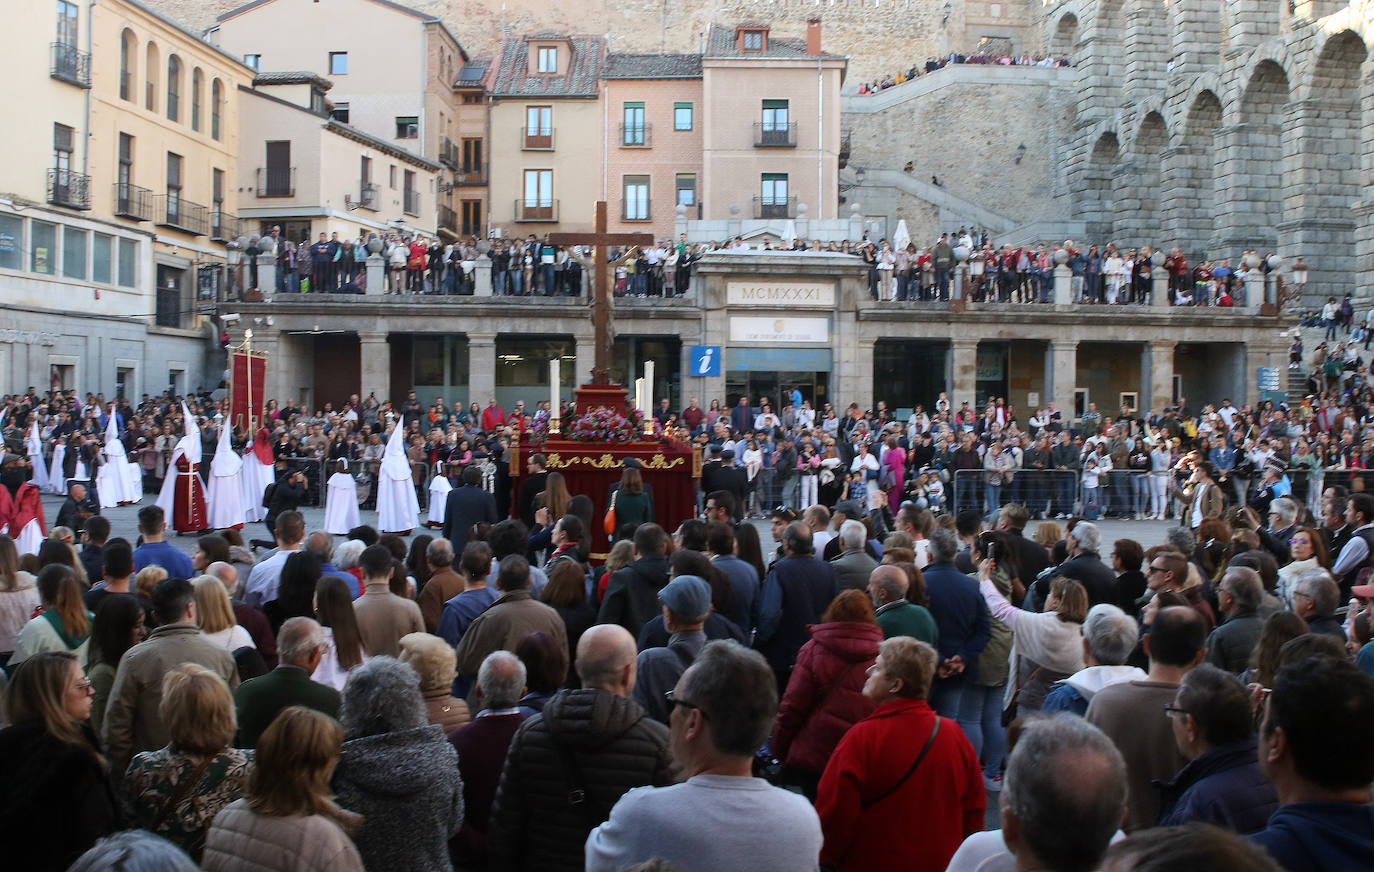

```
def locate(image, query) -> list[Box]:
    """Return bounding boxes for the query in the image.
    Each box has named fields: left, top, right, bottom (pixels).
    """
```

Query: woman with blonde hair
left=202, top=707, right=364, bottom=872
left=135, top=565, right=168, bottom=602
left=398, top=632, right=471, bottom=732
left=0, top=533, right=39, bottom=668
left=597, top=538, right=636, bottom=601
left=12, top=565, right=92, bottom=665
left=0, top=651, right=120, bottom=870
left=193, top=576, right=255, bottom=652
left=125, top=664, right=252, bottom=861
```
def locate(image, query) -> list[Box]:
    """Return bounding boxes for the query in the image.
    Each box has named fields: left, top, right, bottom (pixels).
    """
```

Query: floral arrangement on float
left=531, top=405, right=666, bottom=444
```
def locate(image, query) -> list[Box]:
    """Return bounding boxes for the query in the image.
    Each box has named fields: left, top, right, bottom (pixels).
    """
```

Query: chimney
left=807, top=19, right=822, bottom=56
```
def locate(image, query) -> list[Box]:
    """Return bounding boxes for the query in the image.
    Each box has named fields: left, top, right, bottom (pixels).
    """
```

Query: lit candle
left=550, top=358, right=560, bottom=433
left=643, top=360, right=655, bottom=435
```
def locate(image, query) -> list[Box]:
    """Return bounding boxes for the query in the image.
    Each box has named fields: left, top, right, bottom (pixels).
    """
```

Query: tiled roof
left=252, top=70, right=333, bottom=90
left=489, top=35, right=603, bottom=97
left=704, top=24, right=843, bottom=60
left=604, top=53, right=702, bottom=79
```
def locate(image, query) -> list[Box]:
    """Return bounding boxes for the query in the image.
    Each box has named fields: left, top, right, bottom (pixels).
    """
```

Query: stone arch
left=1118, top=112, right=1167, bottom=248
left=1160, top=90, right=1222, bottom=258
left=1051, top=13, right=1079, bottom=57
left=1213, top=59, right=1290, bottom=254
left=1083, top=132, right=1120, bottom=242
left=118, top=28, right=137, bottom=102
left=1283, top=29, right=1367, bottom=297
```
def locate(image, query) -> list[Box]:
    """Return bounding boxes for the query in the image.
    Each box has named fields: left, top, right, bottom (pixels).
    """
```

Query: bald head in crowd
left=576, top=624, right=638, bottom=698
left=206, top=561, right=240, bottom=597
left=867, top=564, right=909, bottom=607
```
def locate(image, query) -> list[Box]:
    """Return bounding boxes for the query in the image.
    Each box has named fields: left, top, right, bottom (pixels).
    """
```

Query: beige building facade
left=0, top=0, right=252, bottom=397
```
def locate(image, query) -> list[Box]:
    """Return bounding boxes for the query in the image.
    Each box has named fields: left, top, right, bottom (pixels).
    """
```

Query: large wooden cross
left=548, top=201, right=655, bottom=385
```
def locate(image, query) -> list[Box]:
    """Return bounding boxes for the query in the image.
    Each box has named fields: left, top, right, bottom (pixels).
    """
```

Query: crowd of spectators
left=855, top=51, right=1073, bottom=95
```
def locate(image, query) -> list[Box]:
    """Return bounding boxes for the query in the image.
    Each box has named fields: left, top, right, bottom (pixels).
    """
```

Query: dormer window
left=537, top=46, right=557, bottom=73
left=742, top=30, right=764, bottom=50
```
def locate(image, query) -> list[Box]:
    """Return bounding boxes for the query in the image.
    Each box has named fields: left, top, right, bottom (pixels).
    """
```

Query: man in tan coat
left=1170, top=459, right=1225, bottom=529
left=103, top=577, right=240, bottom=776
left=353, top=543, right=424, bottom=658
left=454, top=555, right=567, bottom=689
left=417, top=537, right=464, bottom=633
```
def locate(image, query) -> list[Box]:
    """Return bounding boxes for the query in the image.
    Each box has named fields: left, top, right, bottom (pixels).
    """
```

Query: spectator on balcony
left=427, top=239, right=444, bottom=294
left=407, top=237, right=426, bottom=293
left=387, top=237, right=407, bottom=294
left=308, top=234, right=330, bottom=294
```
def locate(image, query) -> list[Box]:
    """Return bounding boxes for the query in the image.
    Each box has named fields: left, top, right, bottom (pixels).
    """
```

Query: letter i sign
left=690, top=346, right=721, bottom=377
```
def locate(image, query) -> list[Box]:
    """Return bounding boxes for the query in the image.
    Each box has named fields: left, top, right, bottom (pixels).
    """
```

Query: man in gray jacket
left=103, top=577, right=240, bottom=776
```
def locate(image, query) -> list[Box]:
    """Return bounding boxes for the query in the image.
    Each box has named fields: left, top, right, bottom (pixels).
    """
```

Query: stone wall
left=152, top=0, right=1040, bottom=84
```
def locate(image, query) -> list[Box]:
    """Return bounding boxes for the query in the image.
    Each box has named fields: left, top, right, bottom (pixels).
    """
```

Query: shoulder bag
left=861, top=716, right=940, bottom=808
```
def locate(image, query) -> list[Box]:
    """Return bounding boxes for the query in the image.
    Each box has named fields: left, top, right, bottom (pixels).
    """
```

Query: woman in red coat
left=815, top=636, right=985, bottom=872
left=770, top=590, right=881, bottom=799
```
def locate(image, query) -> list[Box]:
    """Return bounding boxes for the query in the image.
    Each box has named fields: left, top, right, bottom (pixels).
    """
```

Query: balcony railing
left=754, top=121, right=798, bottom=147
left=209, top=208, right=238, bottom=242
left=455, top=161, right=485, bottom=185
left=521, top=127, right=554, bottom=150
left=438, top=205, right=457, bottom=232
left=440, top=137, right=459, bottom=169
left=621, top=200, right=650, bottom=222
left=752, top=196, right=796, bottom=219
left=404, top=189, right=420, bottom=217
left=514, top=199, right=558, bottom=222
left=156, top=195, right=209, bottom=235
left=255, top=167, right=295, bottom=197
left=619, top=122, right=652, bottom=147
left=358, top=182, right=379, bottom=211
left=114, top=182, right=153, bottom=220
left=47, top=169, right=91, bottom=210
left=51, top=43, right=91, bottom=88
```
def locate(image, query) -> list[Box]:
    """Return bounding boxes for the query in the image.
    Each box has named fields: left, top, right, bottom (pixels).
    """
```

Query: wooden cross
left=548, top=201, right=655, bottom=385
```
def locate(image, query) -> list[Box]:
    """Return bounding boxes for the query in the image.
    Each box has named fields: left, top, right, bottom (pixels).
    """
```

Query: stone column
left=1152, top=271, right=1170, bottom=309
left=468, top=331, right=497, bottom=402
left=1142, top=339, right=1176, bottom=413
left=473, top=258, right=493, bottom=297
left=365, top=254, right=385, bottom=295
left=1122, top=7, right=1168, bottom=97
left=1053, top=265, right=1073, bottom=305
left=573, top=332, right=595, bottom=387
left=1046, top=338, right=1078, bottom=419
left=255, top=253, right=276, bottom=295
left=950, top=337, right=979, bottom=409
left=1159, top=145, right=1208, bottom=257
left=358, top=332, right=390, bottom=399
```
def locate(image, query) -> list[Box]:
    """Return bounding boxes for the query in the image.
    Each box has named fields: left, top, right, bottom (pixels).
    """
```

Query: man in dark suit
left=233, top=616, right=341, bottom=748
left=55, top=481, right=99, bottom=534
left=755, top=522, right=839, bottom=693
left=443, top=465, right=499, bottom=555
left=516, top=453, right=549, bottom=528
left=699, top=446, right=728, bottom=500
left=729, top=396, right=752, bottom=434
left=716, top=449, right=749, bottom=522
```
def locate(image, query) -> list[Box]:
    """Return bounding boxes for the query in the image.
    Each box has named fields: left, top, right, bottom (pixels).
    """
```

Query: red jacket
left=771, top=621, right=881, bottom=774
left=816, top=698, right=984, bottom=872
left=480, top=405, right=505, bottom=432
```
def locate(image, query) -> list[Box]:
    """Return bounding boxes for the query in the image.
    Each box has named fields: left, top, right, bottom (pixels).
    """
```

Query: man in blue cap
left=632, top=574, right=712, bottom=723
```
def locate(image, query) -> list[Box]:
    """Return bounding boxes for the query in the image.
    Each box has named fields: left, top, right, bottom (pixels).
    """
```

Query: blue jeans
left=936, top=268, right=951, bottom=299
left=956, top=476, right=979, bottom=514
left=542, top=263, right=556, bottom=294
left=1057, top=474, right=1076, bottom=515
left=956, top=683, right=1008, bottom=779
left=507, top=269, right=523, bottom=294
left=930, top=674, right=967, bottom=721
left=781, top=476, right=800, bottom=510
left=984, top=482, right=1002, bottom=517
left=1131, top=472, right=1150, bottom=515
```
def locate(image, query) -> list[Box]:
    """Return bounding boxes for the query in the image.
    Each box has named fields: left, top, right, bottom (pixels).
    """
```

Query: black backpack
left=261, top=481, right=278, bottom=509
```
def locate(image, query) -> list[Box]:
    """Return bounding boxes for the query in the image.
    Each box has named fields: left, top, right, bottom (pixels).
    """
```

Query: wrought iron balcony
left=156, top=195, right=209, bottom=235
left=619, top=122, right=651, bottom=147
left=210, top=208, right=238, bottom=242
left=358, top=182, right=379, bottom=211
left=514, top=199, right=558, bottom=222
left=51, top=43, right=91, bottom=88
left=754, top=121, right=798, bottom=147
left=455, top=161, right=485, bottom=185
left=114, top=182, right=153, bottom=220
left=440, top=137, right=459, bottom=169
left=47, top=169, right=91, bottom=210
left=438, top=205, right=457, bottom=231
left=255, top=167, right=295, bottom=197
left=752, top=195, right=796, bottom=219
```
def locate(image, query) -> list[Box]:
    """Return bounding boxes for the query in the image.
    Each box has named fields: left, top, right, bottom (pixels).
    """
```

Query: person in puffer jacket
left=332, top=656, right=464, bottom=871
left=488, top=624, right=676, bottom=871
left=769, top=590, right=881, bottom=800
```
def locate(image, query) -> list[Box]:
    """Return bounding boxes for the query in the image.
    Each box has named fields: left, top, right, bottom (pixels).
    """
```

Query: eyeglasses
left=664, top=690, right=707, bottom=718
left=71, top=679, right=93, bottom=694
left=1163, top=703, right=1190, bottom=719
left=1146, top=565, right=1169, bottom=574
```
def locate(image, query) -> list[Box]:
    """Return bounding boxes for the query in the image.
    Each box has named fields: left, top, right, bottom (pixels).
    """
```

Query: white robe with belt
left=323, top=471, right=361, bottom=535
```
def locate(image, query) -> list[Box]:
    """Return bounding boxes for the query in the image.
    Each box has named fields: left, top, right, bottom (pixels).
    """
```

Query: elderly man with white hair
left=1204, top=566, right=1266, bottom=674
left=1041, top=603, right=1146, bottom=716
left=1256, top=495, right=1300, bottom=565
left=828, top=519, right=878, bottom=592
left=1053, top=521, right=1116, bottom=607
left=206, top=560, right=277, bottom=666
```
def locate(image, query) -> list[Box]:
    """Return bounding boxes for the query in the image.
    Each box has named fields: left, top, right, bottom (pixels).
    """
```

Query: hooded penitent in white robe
left=207, top=424, right=245, bottom=529
left=96, top=409, right=136, bottom=508
left=323, top=462, right=361, bottom=535
left=240, top=429, right=274, bottom=523
left=375, top=424, right=418, bottom=534
left=25, top=422, right=49, bottom=494
left=426, top=462, right=451, bottom=528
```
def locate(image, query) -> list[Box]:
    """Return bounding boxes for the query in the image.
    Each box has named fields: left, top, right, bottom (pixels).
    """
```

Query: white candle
left=550, top=358, right=560, bottom=431
left=644, top=360, right=655, bottom=417
left=635, top=378, right=645, bottom=415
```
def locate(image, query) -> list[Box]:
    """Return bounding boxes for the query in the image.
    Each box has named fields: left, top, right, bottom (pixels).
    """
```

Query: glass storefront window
left=63, top=227, right=87, bottom=279
left=92, top=233, right=112, bottom=284
left=0, top=214, right=21, bottom=271
left=31, top=220, right=56, bottom=274
left=117, top=238, right=137, bottom=287
left=873, top=340, right=950, bottom=413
